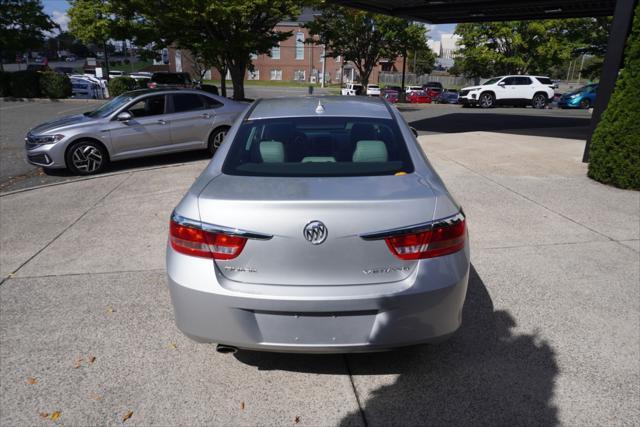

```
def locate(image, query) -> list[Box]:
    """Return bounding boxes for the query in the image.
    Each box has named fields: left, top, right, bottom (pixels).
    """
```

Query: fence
left=378, top=72, right=477, bottom=88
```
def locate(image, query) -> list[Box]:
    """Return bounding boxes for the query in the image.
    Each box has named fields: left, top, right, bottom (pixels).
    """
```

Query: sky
left=42, top=0, right=456, bottom=40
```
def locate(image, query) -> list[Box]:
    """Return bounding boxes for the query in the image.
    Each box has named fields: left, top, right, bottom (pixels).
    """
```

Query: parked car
left=558, top=83, right=598, bottom=109
left=108, top=70, right=125, bottom=78
left=435, top=89, right=460, bottom=104
left=147, top=72, right=194, bottom=89
left=381, top=89, right=399, bottom=103
left=166, top=96, right=470, bottom=353
left=69, top=74, right=108, bottom=99
left=407, top=90, right=432, bottom=103
left=422, top=81, right=443, bottom=99
left=366, top=84, right=381, bottom=96
left=65, top=55, right=77, bottom=62
left=127, top=73, right=151, bottom=87
left=53, top=66, right=74, bottom=75
left=458, top=75, right=555, bottom=108
left=405, top=85, right=422, bottom=94
left=341, top=83, right=364, bottom=96
left=24, top=88, right=247, bottom=175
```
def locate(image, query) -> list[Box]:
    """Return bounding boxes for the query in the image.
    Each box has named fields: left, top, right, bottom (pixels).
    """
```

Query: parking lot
left=1, top=97, right=590, bottom=192
left=0, top=97, right=638, bottom=425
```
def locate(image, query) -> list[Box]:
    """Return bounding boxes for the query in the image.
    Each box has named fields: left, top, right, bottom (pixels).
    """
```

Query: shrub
left=8, top=70, right=40, bottom=98
left=588, top=3, right=640, bottom=190
left=0, top=72, right=10, bottom=97
left=39, top=72, right=72, bottom=98
left=108, top=76, right=137, bottom=97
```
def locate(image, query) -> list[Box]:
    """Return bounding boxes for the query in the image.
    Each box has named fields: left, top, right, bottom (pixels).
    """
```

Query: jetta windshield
left=222, top=116, right=414, bottom=177
left=87, top=95, right=133, bottom=118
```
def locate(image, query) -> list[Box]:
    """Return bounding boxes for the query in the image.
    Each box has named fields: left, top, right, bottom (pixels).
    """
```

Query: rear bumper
left=166, top=243, right=470, bottom=353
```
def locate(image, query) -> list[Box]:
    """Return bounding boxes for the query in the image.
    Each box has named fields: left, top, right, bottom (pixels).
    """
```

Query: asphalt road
left=0, top=94, right=591, bottom=193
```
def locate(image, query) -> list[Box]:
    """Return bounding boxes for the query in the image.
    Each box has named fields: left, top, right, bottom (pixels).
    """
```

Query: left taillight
left=169, top=219, right=246, bottom=260
left=384, top=215, right=466, bottom=260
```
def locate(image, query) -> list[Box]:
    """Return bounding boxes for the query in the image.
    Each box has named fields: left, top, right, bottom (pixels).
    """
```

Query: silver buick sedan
left=167, top=96, right=469, bottom=353
left=24, top=88, right=247, bottom=174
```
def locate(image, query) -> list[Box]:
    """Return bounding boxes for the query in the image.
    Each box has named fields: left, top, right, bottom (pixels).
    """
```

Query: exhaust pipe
left=216, top=344, right=238, bottom=354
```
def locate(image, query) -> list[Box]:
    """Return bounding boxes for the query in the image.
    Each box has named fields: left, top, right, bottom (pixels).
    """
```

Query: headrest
left=352, top=140, right=388, bottom=162
left=259, top=140, right=285, bottom=163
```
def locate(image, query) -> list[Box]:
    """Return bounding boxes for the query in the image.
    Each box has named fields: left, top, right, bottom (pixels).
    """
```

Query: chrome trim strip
left=171, top=212, right=273, bottom=240
left=360, top=210, right=465, bottom=241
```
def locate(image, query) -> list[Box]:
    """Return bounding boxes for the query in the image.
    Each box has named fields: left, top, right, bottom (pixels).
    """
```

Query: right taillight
left=170, top=219, right=246, bottom=260
left=384, top=215, right=466, bottom=260
left=147, top=82, right=156, bottom=88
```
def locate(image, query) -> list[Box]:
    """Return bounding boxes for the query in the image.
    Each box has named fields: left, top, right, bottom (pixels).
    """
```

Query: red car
left=407, top=90, right=432, bottom=103
left=381, top=89, right=399, bottom=103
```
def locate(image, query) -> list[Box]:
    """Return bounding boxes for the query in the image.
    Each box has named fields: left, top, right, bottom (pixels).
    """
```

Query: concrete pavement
left=0, top=132, right=638, bottom=425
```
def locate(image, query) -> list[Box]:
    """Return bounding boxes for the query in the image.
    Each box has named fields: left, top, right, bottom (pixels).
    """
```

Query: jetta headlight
left=569, top=93, right=580, bottom=99
left=29, top=134, right=65, bottom=144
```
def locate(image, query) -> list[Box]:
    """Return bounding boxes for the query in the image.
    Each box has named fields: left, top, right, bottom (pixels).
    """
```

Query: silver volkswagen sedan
left=167, top=96, right=469, bottom=353
left=24, top=88, right=247, bottom=175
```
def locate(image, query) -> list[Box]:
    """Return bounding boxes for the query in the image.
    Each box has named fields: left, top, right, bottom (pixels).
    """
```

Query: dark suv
left=147, top=72, right=194, bottom=89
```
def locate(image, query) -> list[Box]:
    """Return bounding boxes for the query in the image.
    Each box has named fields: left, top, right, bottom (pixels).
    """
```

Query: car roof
left=122, top=87, right=216, bottom=98
left=249, top=96, right=392, bottom=120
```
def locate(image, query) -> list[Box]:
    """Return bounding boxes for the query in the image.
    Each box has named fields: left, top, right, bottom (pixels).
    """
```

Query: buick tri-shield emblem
left=303, top=221, right=327, bottom=245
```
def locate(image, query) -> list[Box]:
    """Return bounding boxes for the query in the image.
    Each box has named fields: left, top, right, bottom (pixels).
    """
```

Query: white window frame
left=271, top=43, right=280, bottom=60
left=295, top=32, right=304, bottom=60
left=247, top=70, right=260, bottom=80
left=270, top=69, right=282, bottom=81
left=294, top=69, right=306, bottom=81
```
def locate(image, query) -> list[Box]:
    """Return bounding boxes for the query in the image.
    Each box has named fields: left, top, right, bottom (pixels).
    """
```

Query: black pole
left=103, top=41, right=110, bottom=81
left=582, top=0, right=637, bottom=162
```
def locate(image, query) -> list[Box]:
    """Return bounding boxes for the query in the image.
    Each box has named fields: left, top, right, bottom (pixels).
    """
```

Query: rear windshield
left=222, top=116, right=414, bottom=177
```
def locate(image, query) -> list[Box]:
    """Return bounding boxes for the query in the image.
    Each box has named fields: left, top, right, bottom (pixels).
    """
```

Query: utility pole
left=321, top=45, right=326, bottom=88
left=400, top=50, right=407, bottom=102
left=566, top=59, right=573, bottom=82
left=577, top=54, right=586, bottom=84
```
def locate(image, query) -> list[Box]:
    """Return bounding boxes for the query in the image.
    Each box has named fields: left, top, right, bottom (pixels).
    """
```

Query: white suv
left=341, top=83, right=364, bottom=96
left=459, top=76, right=555, bottom=109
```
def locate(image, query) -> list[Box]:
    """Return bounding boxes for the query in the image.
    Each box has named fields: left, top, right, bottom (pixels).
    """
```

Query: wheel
left=532, top=93, right=547, bottom=109
left=479, top=92, right=495, bottom=108
left=65, top=140, right=108, bottom=175
left=208, top=127, right=229, bottom=156
left=579, top=98, right=591, bottom=109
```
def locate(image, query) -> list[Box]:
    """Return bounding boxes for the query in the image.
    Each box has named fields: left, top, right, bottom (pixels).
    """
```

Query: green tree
left=306, top=5, right=428, bottom=88
left=587, top=4, right=640, bottom=190
left=407, top=47, right=436, bottom=76
left=454, top=21, right=575, bottom=79
left=0, top=0, right=57, bottom=70
left=68, top=0, right=139, bottom=78
left=117, top=0, right=302, bottom=100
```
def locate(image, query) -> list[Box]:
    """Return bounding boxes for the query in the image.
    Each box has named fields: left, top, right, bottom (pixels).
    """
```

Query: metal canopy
left=337, top=0, right=617, bottom=23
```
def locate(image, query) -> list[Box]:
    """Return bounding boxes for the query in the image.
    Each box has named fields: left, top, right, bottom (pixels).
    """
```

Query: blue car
left=558, top=83, right=598, bottom=109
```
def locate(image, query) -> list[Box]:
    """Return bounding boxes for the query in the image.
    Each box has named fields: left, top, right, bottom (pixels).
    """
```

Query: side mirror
left=498, top=81, right=506, bottom=87
left=410, top=127, right=419, bottom=138
left=116, top=111, right=132, bottom=122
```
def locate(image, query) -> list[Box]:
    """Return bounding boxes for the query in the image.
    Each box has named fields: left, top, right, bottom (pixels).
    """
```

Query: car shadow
left=235, top=265, right=558, bottom=425
left=43, top=150, right=212, bottom=177
left=411, top=112, right=591, bottom=140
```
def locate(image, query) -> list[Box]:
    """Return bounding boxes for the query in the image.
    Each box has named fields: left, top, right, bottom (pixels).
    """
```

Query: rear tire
left=479, top=92, right=495, bottom=108
left=532, top=93, right=547, bottom=109
left=208, top=127, right=230, bottom=156
left=579, top=98, right=591, bottom=109
left=65, top=140, right=108, bottom=175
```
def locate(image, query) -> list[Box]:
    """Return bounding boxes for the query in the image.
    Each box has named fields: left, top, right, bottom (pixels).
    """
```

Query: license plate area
left=253, top=310, right=377, bottom=345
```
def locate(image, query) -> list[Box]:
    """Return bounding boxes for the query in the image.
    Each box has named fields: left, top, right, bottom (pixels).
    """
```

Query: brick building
left=168, top=12, right=404, bottom=85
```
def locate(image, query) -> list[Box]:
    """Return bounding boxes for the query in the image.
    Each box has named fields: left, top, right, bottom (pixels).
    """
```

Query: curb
left=0, top=161, right=197, bottom=197
left=1, top=97, right=104, bottom=104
